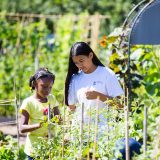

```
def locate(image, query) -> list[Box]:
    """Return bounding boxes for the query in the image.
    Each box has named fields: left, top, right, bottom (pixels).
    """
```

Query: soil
left=0, top=116, right=26, bottom=146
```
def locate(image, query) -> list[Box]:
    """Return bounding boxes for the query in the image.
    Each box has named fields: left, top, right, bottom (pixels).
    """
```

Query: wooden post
left=15, top=98, right=20, bottom=159
left=48, top=103, right=51, bottom=139
left=80, top=103, right=84, bottom=160
left=106, top=102, right=110, bottom=159
left=92, top=97, right=99, bottom=160
left=143, top=106, right=147, bottom=156
left=125, top=88, right=130, bottom=160
left=87, top=105, right=91, bottom=160
left=90, top=14, right=100, bottom=54
left=14, top=75, right=20, bottom=159
left=62, top=105, right=65, bottom=159
left=48, top=103, right=51, bottom=160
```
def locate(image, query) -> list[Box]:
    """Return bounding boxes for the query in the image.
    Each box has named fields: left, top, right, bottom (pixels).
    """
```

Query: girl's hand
left=38, top=122, right=42, bottom=128
left=51, top=115, right=63, bottom=124
left=56, top=115, right=63, bottom=124
left=85, top=90, right=99, bottom=100
left=85, top=91, right=108, bottom=102
left=68, top=105, right=76, bottom=112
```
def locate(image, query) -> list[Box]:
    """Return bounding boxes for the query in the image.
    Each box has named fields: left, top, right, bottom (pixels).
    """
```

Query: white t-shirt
left=68, top=66, right=124, bottom=123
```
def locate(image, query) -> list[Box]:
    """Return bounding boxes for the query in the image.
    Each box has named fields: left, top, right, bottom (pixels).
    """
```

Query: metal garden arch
left=123, top=0, right=160, bottom=159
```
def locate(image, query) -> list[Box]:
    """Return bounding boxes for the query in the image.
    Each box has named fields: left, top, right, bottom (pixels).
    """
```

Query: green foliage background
left=0, top=14, right=90, bottom=116
left=0, top=0, right=141, bottom=33
left=0, top=0, right=160, bottom=159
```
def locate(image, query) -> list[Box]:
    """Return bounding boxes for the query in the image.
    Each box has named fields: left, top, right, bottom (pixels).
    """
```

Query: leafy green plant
left=99, top=27, right=160, bottom=159
left=0, top=134, right=26, bottom=160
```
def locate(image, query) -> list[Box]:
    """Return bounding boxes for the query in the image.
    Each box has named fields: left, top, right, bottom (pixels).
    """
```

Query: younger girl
left=19, top=68, right=60, bottom=160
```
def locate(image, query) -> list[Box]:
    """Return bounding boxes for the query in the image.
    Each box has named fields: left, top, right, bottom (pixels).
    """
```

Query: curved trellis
left=123, top=0, right=160, bottom=159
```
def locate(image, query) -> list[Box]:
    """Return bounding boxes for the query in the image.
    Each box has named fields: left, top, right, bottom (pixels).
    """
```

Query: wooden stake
left=12, top=97, right=19, bottom=160
left=90, top=14, right=100, bottom=53
left=143, top=106, right=147, bottom=156
left=48, top=103, right=51, bottom=139
left=106, top=102, right=110, bottom=159
left=87, top=105, right=91, bottom=160
left=62, top=105, right=65, bottom=159
left=92, top=97, right=99, bottom=160
left=125, top=88, right=130, bottom=160
left=13, top=74, right=20, bottom=159
left=80, top=103, right=84, bottom=160
left=48, top=103, right=51, bottom=160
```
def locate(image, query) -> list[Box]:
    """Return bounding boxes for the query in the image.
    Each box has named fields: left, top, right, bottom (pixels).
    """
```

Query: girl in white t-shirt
left=65, top=41, right=123, bottom=116
left=64, top=42, right=141, bottom=159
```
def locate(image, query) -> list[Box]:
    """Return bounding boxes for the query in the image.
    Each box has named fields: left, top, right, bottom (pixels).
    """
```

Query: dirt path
left=0, top=122, right=26, bottom=146
left=0, top=117, right=26, bottom=145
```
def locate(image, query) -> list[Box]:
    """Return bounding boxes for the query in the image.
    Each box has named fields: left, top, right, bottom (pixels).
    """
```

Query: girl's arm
left=85, top=90, right=123, bottom=108
left=20, top=110, right=41, bottom=134
left=85, top=90, right=110, bottom=102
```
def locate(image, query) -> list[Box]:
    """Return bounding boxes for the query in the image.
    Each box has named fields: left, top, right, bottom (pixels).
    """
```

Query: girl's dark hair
left=29, top=68, right=55, bottom=90
left=65, top=42, right=104, bottom=106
